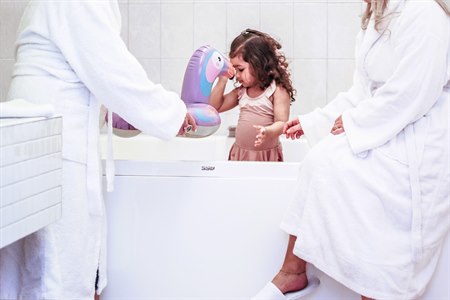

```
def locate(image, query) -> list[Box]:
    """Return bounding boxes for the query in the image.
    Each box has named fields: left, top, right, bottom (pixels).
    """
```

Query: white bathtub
left=100, top=134, right=449, bottom=299
left=100, top=134, right=310, bottom=162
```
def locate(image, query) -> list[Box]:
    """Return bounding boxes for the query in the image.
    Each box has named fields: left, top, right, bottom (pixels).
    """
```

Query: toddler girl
left=210, top=29, right=295, bottom=161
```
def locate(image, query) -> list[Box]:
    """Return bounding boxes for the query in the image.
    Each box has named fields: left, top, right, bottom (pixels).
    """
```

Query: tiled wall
left=0, top=0, right=362, bottom=135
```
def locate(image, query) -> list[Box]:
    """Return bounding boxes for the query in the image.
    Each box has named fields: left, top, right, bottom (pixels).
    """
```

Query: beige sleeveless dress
left=228, top=81, right=283, bottom=161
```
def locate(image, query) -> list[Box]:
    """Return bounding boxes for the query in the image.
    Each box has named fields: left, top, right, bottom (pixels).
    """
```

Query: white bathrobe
left=281, top=1, right=449, bottom=299
left=0, top=1, right=186, bottom=299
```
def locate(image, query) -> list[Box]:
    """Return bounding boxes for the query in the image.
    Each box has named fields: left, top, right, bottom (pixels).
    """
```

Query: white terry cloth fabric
left=281, top=1, right=449, bottom=299
left=0, top=1, right=186, bottom=299
left=0, top=98, right=55, bottom=118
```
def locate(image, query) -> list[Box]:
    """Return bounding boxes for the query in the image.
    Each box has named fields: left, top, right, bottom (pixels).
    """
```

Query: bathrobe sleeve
left=45, top=1, right=186, bottom=140
left=299, top=68, right=365, bottom=147
left=342, top=2, right=449, bottom=154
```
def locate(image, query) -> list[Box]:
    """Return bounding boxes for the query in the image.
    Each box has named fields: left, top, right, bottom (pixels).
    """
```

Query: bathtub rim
left=102, top=160, right=302, bottom=179
left=100, top=133, right=310, bottom=163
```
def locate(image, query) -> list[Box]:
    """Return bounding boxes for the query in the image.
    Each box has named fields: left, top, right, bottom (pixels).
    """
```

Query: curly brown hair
left=229, top=28, right=296, bottom=102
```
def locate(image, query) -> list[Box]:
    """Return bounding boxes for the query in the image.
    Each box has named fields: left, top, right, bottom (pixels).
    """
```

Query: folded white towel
left=0, top=98, right=55, bottom=118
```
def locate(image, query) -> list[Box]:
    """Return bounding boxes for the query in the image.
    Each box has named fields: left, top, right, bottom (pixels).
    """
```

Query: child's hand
left=253, top=125, right=267, bottom=147
left=283, top=118, right=304, bottom=140
left=224, top=62, right=235, bottom=79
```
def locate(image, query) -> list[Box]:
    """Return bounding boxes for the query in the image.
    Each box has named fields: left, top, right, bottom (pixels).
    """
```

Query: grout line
left=259, top=0, right=261, bottom=30
left=225, top=1, right=228, bottom=50
left=192, top=1, right=195, bottom=53
left=126, top=1, right=130, bottom=48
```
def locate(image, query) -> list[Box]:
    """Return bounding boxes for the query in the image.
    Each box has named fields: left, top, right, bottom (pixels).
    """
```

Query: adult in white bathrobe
left=0, top=1, right=194, bottom=299
left=253, top=0, right=450, bottom=299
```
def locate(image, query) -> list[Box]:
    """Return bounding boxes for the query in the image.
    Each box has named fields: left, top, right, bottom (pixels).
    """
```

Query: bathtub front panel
left=102, top=163, right=298, bottom=298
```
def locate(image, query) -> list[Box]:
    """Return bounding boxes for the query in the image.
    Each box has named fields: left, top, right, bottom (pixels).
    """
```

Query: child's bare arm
left=254, top=86, right=290, bottom=147
left=209, top=77, right=239, bottom=113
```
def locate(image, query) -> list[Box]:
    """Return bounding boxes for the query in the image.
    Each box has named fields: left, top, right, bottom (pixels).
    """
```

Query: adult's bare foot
left=272, top=269, right=308, bottom=294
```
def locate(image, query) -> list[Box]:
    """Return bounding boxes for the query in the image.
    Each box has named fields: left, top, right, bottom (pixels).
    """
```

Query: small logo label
left=201, top=166, right=215, bottom=171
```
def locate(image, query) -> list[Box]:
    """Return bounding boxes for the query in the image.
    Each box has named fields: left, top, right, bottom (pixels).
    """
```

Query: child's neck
left=246, top=85, right=265, bottom=98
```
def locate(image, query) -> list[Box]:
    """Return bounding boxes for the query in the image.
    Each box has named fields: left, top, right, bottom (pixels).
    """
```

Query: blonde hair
left=436, top=0, right=450, bottom=15
left=362, top=0, right=450, bottom=32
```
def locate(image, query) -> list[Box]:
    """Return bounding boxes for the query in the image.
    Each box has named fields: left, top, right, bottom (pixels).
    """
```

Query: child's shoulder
left=265, top=81, right=278, bottom=97
left=271, top=83, right=291, bottom=103
left=271, top=81, right=291, bottom=99
left=273, top=83, right=288, bottom=94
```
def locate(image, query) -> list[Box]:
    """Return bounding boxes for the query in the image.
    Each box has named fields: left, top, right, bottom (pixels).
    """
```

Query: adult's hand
left=283, top=118, right=304, bottom=140
left=331, top=115, right=345, bottom=135
left=178, top=112, right=197, bottom=136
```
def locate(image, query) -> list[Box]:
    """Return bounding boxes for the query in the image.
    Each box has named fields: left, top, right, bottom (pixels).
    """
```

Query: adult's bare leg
left=272, top=235, right=308, bottom=294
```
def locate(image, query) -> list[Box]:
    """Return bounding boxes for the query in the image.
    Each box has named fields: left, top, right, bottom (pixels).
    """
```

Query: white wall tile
left=193, top=0, right=225, bottom=3
left=327, top=2, right=361, bottom=59
left=225, top=0, right=259, bottom=3
left=226, top=3, right=260, bottom=48
left=160, top=58, right=188, bottom=94
left=129, top=0, right=160, bottom=3
left=327, top=0, right=361, bottom=3
left=291, top=59, right=327, bottom=116
left=261, top=0, right=292, bottom=3
left=161, top=0, right=193, bottom=3
left=327, top=59, right=355, bottom=102
left=193, top=3, right=227, bottom=52
left=0, top=59, right=14, bottom=102
left=261, top=3, right=294, bottom=59
left=119, top=3, right=129, bottom=45
left=161, top=3, right=194, bottom=58
left=293, top=0, right=326, bottom=3
left=138, top=58, right=162, bottom=83
left=129, top=3, right=161, bottom=58
left=0, top=0, right=28, bottom=59
left=293, top=3, right=327, bottom=59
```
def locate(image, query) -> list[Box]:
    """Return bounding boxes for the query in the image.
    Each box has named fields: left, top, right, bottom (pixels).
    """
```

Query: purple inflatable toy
left=106, top=112, right=141, bottom=138
left=105, top=45, right=229, bottom=138
left=181, top=45, right=230, bottom=138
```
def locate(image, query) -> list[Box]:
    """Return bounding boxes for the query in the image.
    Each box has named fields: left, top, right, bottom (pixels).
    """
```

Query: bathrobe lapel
left=357, top=0, right=404, bottom=94
left=357, top=0, right=426, bottom=262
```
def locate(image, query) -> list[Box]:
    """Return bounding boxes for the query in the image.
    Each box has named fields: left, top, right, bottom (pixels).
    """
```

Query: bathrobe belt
left=86, top=95, right=104, bottom=216
left=105, top=110, right=115, bottom=193
left=85, top=96, right=116, bottom=216
left=405, top=124, right=423, bottom=262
